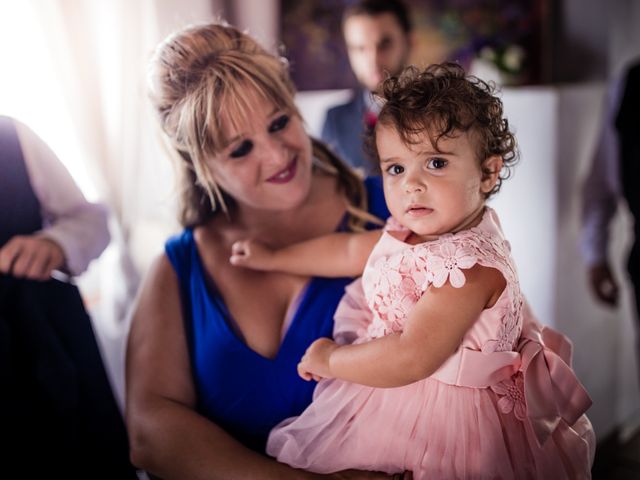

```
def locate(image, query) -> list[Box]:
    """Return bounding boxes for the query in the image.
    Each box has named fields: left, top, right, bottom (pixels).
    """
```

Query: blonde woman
left=125, top=22, right=397, bottom=479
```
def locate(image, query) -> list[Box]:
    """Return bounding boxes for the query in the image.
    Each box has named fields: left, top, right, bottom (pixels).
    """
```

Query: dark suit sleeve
left=0, top=275, right=137, bottom=479
left=321, top=108, right=337, bottom=147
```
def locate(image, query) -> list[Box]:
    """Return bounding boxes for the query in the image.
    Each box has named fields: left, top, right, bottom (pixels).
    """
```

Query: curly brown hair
left=372, top=62, right=519, bottom=198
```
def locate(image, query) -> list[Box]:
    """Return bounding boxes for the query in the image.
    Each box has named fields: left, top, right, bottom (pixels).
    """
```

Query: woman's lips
left=266, top=158, right=297, bottom=184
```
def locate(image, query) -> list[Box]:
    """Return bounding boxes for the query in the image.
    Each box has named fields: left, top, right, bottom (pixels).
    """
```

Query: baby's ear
left=480, top=155, right=503, bottom=194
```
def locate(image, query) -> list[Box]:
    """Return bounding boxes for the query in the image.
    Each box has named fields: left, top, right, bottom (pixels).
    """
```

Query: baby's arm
left=299, top=264, right=506, bottom=387
left=230, top=229, right=382, bottom=278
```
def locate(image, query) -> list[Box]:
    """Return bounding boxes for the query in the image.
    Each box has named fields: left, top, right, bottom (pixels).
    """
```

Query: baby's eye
left=230, top=140, right=254, bottom=158
left=386, top=164, right=404, bottom=176
left=427, top=157, right=448, bottom=169
left=269, top=114, right=290, bottom=133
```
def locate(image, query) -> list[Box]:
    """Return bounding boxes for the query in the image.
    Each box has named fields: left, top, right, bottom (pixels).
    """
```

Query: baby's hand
left=229, top=239, right=274, bottom=270
left=298, top=337, right=338, bottom=381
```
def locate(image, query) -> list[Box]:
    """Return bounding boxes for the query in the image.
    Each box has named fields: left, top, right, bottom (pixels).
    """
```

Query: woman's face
left=208, top=93, right=314, bottom=214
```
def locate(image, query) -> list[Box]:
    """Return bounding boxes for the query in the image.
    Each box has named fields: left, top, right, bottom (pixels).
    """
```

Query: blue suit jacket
left=321, top=89, right=377, bottom=174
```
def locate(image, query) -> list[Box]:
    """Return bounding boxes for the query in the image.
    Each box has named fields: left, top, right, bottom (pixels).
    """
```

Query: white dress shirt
left=13, top=119, right=110, bottom=276
left=580, top=75, right=625, bottom=267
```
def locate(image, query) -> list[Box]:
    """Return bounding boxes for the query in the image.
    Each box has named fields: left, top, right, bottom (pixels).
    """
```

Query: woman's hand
left=298, top=337, right=339, bottom=381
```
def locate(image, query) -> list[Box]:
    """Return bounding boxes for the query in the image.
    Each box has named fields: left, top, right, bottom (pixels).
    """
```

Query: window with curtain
left=0, top=1, right=97, bottom=199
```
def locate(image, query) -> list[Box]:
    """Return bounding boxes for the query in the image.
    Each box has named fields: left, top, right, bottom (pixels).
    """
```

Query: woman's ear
left=480, top=155, right=503, bottom=194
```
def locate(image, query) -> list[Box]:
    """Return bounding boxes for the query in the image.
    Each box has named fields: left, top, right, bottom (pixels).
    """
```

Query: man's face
left=343, top=12, right=411, bottom=92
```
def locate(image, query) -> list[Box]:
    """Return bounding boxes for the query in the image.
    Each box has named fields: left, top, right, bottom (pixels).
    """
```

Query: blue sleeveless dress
left=165, top=177, right=388, bottom=452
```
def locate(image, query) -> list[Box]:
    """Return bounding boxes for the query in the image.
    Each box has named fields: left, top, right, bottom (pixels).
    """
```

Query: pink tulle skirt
left=267, top=376, right=595, bottom=479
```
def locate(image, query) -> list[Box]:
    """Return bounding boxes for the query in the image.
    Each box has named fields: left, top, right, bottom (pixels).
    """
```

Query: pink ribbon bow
left=517, top=306, right=592, bottom=446
left=431, top=303, right=592, bottom=447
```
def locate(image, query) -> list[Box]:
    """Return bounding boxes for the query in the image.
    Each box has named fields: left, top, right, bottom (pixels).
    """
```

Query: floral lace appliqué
left=491, top=372, right=527, bottom=421
left=363, top=215, right=524, bottom=345
left=426, top=240, right=477, bottom=288
left=372, top=254, right=403, bottom=295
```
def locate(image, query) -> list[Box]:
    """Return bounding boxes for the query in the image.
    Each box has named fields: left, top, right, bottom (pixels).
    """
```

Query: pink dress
left=267, top=208, right=595, bottom=479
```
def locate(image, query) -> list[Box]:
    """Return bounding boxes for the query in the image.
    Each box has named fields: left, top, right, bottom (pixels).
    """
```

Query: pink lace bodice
left=360, top=208, right=524, bottom=355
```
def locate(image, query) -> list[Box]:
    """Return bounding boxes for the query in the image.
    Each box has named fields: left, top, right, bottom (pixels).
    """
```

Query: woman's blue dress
left=165, top=177, right=388, bottom=451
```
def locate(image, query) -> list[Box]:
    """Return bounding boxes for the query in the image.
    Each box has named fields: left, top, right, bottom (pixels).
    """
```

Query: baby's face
left=377, top=125, right=497, bottom=241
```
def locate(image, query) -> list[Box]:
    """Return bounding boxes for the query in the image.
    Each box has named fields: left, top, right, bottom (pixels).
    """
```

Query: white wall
left=295, top=89, right=352, bottom=138
left=227, top=0, right=280, bottom=53
left=489, top=88, right=558, bottom=325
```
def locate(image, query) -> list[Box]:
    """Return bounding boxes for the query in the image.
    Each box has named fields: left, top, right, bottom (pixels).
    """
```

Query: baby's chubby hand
left=229, top=239, right=275, bottom=270
left=298, top=337, right=339, bottom=382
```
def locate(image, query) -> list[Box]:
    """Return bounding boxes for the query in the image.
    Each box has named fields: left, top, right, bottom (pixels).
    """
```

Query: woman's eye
left=269, top=114, right=290, bottom=133
left=230, top=140, right=253, bottom=158
left=386, top=164, right=404, bottom=176
left=427, top=157, right=447, bottom=169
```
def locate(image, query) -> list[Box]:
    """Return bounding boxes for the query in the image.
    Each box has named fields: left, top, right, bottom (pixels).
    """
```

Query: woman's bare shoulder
left=144, top=252, right=179, bottom=292
left=130, top=252, right=182, bottom=333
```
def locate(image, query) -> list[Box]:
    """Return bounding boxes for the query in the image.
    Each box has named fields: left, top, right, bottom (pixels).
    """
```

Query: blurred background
left=1, top=0, right=638, bottom=475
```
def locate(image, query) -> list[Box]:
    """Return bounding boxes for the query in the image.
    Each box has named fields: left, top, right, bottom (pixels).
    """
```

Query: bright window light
left=0, top=2, right=98, bottom=200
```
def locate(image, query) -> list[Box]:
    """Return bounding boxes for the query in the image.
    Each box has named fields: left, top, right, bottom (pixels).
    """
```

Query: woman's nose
left=260, top=136, right=288, bottom=167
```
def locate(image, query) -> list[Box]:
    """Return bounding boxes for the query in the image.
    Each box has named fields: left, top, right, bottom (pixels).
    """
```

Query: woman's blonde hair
left=148, top=21, right=380, bottom=230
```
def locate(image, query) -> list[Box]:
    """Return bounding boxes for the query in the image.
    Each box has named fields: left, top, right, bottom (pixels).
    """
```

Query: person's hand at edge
left=588, top=262, right=619, bottom=306
left=0, top=235, right=65, bottom=281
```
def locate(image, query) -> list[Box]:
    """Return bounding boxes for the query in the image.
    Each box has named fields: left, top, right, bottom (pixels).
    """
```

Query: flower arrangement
left=472, top=43, right=528, bottom=86
left=478, top=44, right=527, bottom=77
left=418, top=0, right=540, bottom=86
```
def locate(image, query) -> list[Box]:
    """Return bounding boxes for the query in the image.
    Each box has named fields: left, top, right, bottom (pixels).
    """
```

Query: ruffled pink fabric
left=268, top=208, right=595, bottom=479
